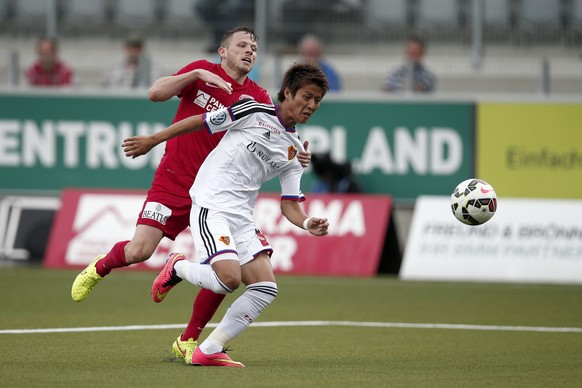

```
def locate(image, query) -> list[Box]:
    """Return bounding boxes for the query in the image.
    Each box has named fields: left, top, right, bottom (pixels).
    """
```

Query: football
left=450, top=178, right=497, bottom=225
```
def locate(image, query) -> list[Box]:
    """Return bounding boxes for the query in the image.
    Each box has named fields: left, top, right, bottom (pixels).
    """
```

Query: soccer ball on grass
left=450, top=178, right=497, bottom=225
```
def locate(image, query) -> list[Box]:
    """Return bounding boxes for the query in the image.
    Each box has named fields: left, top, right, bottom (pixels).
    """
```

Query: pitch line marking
left=1, top=321, right=582, bottom=334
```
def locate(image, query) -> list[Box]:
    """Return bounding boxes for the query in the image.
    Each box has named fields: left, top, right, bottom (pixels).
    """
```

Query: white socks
left=199, top=281, right=278, bottom=354
left=174, top=261, right=233, bottom=294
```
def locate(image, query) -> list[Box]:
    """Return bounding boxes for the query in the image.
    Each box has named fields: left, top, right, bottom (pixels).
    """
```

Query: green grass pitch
left=1, top=266, right=581, bottom=387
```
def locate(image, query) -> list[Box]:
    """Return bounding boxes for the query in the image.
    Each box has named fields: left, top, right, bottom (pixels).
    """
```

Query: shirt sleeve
left=279, top=164, right=306, bottom=202
left=203, top=105, right=256, bottom=134
left=174, top=60, right=210, bottom=97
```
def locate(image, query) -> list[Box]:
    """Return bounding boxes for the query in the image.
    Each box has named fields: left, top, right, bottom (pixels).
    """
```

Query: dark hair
left=408, top=34, right=426, bottom=48
left=220, top=26, right=258, bottom=48
left=125, top=32, right=144, bottom=48
left=276, top=62, right=329, bottom=103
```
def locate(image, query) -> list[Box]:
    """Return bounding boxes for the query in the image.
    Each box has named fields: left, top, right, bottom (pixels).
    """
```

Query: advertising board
left=401, top=196, right=582, bottom=284
left=44, top=189, right=396, bottom=277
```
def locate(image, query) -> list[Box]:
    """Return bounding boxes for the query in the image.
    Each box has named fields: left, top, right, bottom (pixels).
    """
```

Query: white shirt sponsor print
left=142, top=202, right=172, bottom=225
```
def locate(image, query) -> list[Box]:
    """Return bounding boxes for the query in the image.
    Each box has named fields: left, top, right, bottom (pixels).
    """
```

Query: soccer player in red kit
left=71, top=26, right=312, bottom=364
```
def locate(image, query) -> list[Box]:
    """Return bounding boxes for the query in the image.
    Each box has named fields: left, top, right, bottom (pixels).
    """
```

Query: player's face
left=283, top=84, right=324, bottom=126
left=222, top=31, right=257, bottom=76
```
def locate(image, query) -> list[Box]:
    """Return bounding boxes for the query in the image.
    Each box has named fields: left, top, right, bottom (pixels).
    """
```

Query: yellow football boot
left=172, top=335, right=198, bottom=364
left=71, top=255, right=105, bottom=302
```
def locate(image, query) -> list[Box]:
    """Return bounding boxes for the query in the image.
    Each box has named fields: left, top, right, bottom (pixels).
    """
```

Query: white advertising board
left=400, top=196, right=582, bottom=284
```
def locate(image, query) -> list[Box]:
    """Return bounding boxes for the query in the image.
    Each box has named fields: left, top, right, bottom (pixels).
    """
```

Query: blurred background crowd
left=1, top=0, right=582, bottom=96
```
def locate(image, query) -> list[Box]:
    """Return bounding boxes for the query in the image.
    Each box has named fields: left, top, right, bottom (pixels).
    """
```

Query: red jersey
left=25, top=61, right=74, bottom=86
left=156, top=60, right=272, bottom=189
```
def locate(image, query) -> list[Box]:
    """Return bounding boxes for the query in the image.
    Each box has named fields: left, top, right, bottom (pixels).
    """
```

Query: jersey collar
left=275, top=105, right=296, bottom=133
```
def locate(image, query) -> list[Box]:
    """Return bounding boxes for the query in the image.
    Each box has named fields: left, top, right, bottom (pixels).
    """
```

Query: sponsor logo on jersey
left=263, top=131, right=271, bottom=139
left=219, top=236, right=231, bottom=245
left=194, top=91, right=210, bottom=108
left=287, top=145, right=298, bottom=160
left=258, top=121, right=280, bottom=134
left=194, top=90, right=225, bottom=112
left=246, top=141, right=281, bottom=171
left=142, top=201, right=171, bottom=225
left=209, top=111, right=227, bottom=125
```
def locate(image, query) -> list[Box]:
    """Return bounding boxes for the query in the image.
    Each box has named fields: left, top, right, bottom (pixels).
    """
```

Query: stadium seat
left=161, top=0, right=202, bottom=38
left=517, top=0, right=563, bottom=45
left=114, top=0, right=158, bottom=32
left=366, top=0, right=409, bottom=40
left=482, top=0, right=514, bottom=42
left=62, top=0, right=111, bottom=36
left=569, top=0, right=582, bottom=44
left=416, top=0, right=465, bottom=41
left=14, top=0, right=52, bottom=36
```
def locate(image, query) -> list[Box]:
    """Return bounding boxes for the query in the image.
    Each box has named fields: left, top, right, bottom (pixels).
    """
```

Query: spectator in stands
left=311, top=153, right=362, bottom=193
left=384, top=35, right=436, bottom=93
left=102, top=32, right=161, bottom=89
left=298, top=34, right=342, bottom=92
left=25, top=37, right=74, bottom=87
left=194, top=0, right=255, bottom=52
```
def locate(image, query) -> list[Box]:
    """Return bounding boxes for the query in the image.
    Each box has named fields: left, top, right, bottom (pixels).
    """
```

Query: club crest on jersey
left=287, top=145, right=298, bottom=160
left=219, top=236, right=231, bottom=245
left=209, top=111, right=227, bottom=125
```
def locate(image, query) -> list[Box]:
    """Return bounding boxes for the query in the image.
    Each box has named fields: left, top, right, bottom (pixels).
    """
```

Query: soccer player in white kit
left=122, top=62, right=330, bottom=367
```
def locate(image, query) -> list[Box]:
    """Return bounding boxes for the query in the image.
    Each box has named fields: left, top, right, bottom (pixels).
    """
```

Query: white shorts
left=190, top=203, right=273, bottom=266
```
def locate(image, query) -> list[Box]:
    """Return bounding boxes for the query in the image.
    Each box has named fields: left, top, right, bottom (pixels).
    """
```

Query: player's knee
left=219, top=271, right=241, bottom=291
left=212, top=259, right=241, bottom=291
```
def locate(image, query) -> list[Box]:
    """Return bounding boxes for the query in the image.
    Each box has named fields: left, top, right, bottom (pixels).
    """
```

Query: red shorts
left=136, top=173, right=192, bottom=240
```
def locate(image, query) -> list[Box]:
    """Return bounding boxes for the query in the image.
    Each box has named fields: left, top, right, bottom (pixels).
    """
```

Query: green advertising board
left=285, top=100, right=475, bottom=201
left=0, top=92, right=177, bottom=192
left=0, top=92, right=474, bottom=201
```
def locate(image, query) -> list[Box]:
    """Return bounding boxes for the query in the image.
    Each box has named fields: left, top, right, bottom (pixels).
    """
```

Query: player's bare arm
left=122, top=114, right=206, bottom=158
left=281, top=200, right=329, bottom=236
left=297, top=140, right=311, bottom=168
left=148, top=69, right=233, bottom=102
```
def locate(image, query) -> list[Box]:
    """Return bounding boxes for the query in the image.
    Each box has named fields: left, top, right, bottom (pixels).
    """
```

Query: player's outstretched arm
left=122, top=114, right=205, bottom=158
left=148, top=69, right=233, bottom=102
left=281, top=200, right=329, bottom=236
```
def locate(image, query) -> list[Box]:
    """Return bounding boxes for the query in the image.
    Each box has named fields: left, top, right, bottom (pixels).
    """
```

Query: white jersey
left=190, top=99, right=306, bottom=218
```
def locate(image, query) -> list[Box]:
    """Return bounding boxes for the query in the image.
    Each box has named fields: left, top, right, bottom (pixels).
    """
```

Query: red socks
left=95, top=240, right=130, bottom=277
left=93, top=241, right=225, bottom=342
left=182, top=288, right=226, bottom=341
